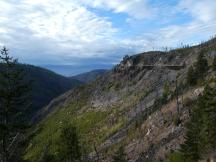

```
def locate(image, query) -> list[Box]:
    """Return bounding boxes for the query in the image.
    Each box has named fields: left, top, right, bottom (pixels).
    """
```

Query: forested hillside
left=0, top=63, right=82, bottom=121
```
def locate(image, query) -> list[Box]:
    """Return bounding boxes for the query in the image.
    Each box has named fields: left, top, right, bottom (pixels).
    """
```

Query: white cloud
left=129, top=0, right=216, bottom=50
left=0, top=0, right=216, bottom=67
left=0, top=0, right=122, bottom=63
left=178, top=0, right=216, bottom=23
left=78, top=0, right=154, bottom=19
left=161, top=0, right=216, bottom=46
left=21, top=1, right=117, bottom=41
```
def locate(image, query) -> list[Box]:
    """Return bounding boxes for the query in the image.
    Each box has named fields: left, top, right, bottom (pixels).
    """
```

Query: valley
left=1, top=1, right=216, bottom=162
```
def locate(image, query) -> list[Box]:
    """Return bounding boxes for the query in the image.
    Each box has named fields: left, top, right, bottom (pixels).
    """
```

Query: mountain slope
left=14, top=64, right=82, bottom=121
left=24, top=38, right=216, bottom=162
left=71, top=69, right=108, bottom=83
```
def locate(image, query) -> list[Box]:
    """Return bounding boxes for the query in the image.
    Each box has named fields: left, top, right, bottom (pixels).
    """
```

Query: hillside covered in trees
left=0, top=61, right=82, bottom=122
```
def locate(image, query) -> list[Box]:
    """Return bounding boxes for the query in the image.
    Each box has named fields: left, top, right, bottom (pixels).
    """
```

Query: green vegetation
left=162, top=81, right=171, bottom=103
left=112, top=146, right=128, bottom=162
left=24, top=95, right=127, bottom=162
left=0, top=63, right=82, bottom=121
left=180, top=82, right=216, bottom=162
left=213, top=56, right=216, bottom=70
left=182, top=97, right=194, bottom=107
left=103, top=81, right=121, bottom=92
left=187, top=66, right=197, bottom=86
left=28, top=122, right=82, bottom=162
left=187, top=52, right=208, bottom=86
left=25, top=65, right=82, bottom=121
left=58, top=123, right=81, bottom=162
left=168, top=152, right=184, bottom=162
left=0, top=47, right=31, bottom=162
left=195, top=52, right=208, bottom=78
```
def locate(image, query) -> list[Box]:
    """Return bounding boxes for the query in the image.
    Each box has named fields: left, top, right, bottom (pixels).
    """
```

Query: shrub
left=182, top=97, right=194, bottom=107
left=58, top=123, right=81, bottom=162
left=112, top=146, right=127, bottom=162
left=168, top=152, right=184, bottom=162
left=162, top=82, right=171, bottom=103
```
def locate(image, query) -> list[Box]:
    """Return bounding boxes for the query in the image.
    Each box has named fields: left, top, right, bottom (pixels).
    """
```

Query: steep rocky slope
left=24, top=38, right=216, bottom=162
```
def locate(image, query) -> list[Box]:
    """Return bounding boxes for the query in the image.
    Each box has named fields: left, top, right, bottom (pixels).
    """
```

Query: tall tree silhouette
left=0, top=47, right=30, bottom=162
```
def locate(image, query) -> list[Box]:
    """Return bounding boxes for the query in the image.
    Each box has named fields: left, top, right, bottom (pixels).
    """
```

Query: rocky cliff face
left=25, top=38, right=216, bottom=162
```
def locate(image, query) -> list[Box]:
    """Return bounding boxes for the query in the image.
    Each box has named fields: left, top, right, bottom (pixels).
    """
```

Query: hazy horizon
left=41, top=64, right=110, bottom=76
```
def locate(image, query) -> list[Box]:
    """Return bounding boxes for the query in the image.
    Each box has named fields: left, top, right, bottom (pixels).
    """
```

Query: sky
left=0, top=0, right=216, bottom=75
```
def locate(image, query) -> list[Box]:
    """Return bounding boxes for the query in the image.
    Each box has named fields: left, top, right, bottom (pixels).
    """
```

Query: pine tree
left=112, top=146, right=127, bottom=162
left=195, top=52, right=208, bottom=78
left=0, top=47, right=30, bottom=162
left=187, top=66, right=197, bottom=86
left=181, top=97, right=203, bottom=162
left=212, top=56, right=216, bottom=70
left=59, top=123, right=81, bottom=162
left=181, top=83, right=216, bottom=161
left=199, top=85, right=216, bottom=155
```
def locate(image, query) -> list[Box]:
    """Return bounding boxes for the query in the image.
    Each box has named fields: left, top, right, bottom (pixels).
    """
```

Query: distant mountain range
left=42, top=64, right=111, bottom=76
left=71, top=69, right=108, bottom=83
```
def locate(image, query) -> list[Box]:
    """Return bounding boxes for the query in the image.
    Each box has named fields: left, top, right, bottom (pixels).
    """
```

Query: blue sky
left=0, top=0, right=216, bottom=75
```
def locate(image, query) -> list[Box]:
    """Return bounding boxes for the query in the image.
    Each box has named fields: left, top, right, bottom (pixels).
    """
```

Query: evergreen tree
left=195, top=52, right=208, bottom=78
left=186, top=66, right=197, bottom=86
left=181, top=83, right=216, bottom=161
left=199, top=85, right=216, bottom=155
left=0, top=47, right=30, bottom=162
left=112, top=146, right=127, bottom=162
left=212, top=56, right=216, bottom=70
left=187, top=53, right=209, bottom=86
left=180, top=98, right=203, bottom=162
left=59, top=123, right=81, bottom=162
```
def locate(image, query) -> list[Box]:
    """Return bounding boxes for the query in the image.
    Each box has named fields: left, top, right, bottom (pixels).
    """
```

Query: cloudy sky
left=0, top=0, right=216, bottom=75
